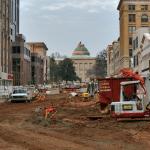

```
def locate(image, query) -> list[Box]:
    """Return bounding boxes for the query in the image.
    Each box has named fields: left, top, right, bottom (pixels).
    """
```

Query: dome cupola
left=72, top=41, right=90, bottom=56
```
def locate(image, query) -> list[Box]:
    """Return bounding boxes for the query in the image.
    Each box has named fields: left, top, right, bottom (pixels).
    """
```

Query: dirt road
left=0, top=94, right=150, bottom=150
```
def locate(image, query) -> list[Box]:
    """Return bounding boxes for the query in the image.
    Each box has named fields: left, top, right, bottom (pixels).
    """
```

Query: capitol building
left=71, top=42, right=96, bottom=82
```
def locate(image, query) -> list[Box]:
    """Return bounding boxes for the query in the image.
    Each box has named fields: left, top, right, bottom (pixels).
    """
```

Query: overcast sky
left=20, top=0, right=120, bottom=57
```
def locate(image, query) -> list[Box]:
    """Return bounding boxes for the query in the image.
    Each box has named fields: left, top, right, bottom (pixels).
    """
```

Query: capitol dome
left=72, top=42, right=90, bottom=56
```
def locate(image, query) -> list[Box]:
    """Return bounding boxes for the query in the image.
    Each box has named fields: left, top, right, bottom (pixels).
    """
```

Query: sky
left=20, top=0, right=120, bottom=57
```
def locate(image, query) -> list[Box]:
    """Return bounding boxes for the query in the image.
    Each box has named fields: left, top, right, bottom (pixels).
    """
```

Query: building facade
left=132, top=27, right=150, bottom=73
left=71, top=42, right=96, bottom=82
left=141, top=33, right=150, bottom=75
left=0, top=0, right=14, bottom=94
left=107, top=40, right=120, bottom=77
left=0, top=0, right=19, bottom=78
left=27, top=42, right=48, bottom=85
left=12, top=34, right=31, bottom=86
left=0, top=0, right=10, bottom=75
left=118, top=0, right=150, bottom=69
left=107, top=45, right=113, bottom=76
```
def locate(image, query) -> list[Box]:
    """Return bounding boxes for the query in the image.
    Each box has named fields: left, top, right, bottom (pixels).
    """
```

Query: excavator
left=111, top=69, right=150, bottom=119
left=98, top=68, right=150, bottom=119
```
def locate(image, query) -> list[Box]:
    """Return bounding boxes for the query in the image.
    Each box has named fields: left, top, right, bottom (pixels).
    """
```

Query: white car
left=10, top=89, right=31, bottom=102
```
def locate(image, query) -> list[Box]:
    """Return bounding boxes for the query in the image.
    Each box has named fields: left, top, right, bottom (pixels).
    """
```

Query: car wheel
left=28, top=100, right=31, bottom=103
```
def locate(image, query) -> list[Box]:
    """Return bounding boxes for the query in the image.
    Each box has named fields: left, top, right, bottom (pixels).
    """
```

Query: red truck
left=98, top=77, right=135, bottom=110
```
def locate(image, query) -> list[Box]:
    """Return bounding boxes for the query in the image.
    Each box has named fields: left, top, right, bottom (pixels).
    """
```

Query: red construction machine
left=98, top=69, right=150, bottom=119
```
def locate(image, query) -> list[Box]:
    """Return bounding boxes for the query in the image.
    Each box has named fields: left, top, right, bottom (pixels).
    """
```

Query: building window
left=136, top=37, right=138, bottom=48
left=41, top=59, right=44, bottom=64
left=141, top=14, right=148, bottom=22
left=133, top=37, right=138, bottom=50
left=137, top=55, right=139, bottom=66
left=133, top=39, right=136, bottom=50
left=11, top=29, right=13, bottom=35
left=141, top=5, right=148, bottom=11
left=128, top=5, right=135, bottom=11
left=12, top=46, right=20, bottom=53
left=128, top=26, right=136, bottom=33
left=12, top=58, right=20, bottom=86
left=129, top=14, right=136, bottom=22
left=129, top=37, right=133, bottom=45
left=31, top=56, right=35, bottom=62
left=129, top=49, right=133, bottom=57
left=133, top=55, right=138, bottom=67
left=13, top=58, right=20, bottom=67
left=149, top=60, right=150, bottom=72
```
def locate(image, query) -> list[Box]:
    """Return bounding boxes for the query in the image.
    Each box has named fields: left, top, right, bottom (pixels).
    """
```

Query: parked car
left=10, top=89, right=31, bottom=102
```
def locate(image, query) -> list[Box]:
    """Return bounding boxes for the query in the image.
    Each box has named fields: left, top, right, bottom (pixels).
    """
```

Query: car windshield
left=13, top=89, right=27, bottom=94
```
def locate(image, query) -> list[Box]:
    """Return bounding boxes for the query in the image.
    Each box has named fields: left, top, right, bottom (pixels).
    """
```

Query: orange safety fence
left=33, top=92, right=47, bottom=103
left=44, top=106, right=57, bottom=119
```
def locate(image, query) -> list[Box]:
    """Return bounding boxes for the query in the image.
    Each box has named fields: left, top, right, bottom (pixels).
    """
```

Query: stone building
left=0, top=0, right=11, bottom=77
left=106, top=45, right=113, bottom=76
left=12, top=34, right=31, bottom=85
left=132, top=27, right=150, bottom=74
left=0, top=0, right=19, bottom=87
left=132, top=28, right=150, bottom=75
left=106, top=40, right=120, bottom=77
left=141, top=33, right=150, bottom=75
left=27, top=42, right=48, bottom=85
left=10, top=0, right=20, bottom=75
left=0, top=0, right=19, bottom=96
left=0, top=0, right=19, bottom=76
left=71, top=42, right=96, bottom=82
left=117, top=0, right=150, bottom=69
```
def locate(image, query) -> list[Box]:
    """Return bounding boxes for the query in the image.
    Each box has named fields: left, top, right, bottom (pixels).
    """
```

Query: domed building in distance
left=71, top=42, right=96, bottom=82
left=72, top=42, right=90, bottom=56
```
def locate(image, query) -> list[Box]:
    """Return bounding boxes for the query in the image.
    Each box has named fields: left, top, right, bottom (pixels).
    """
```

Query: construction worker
left=87, top=79, right=95, bottom=97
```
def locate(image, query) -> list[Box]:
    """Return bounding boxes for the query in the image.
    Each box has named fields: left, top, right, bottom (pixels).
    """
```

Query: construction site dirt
left=0, top=94, right=150, bottom=150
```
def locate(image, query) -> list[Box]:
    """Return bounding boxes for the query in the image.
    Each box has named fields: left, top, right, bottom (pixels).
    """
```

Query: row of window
left=128, top=26, right=149, bottom=33
left=12, top=46, right=20, bottom=53
left=12, top=46, right=31, bottom=57
left=12, top=58, right=20, bottom=72
left=129, top=36, right=138, bottom=47
left=129, top=14, right=149, bottom=23
left=128, top=5, right=148, bottom=11
left=133, top=55, right=139, bottom=67
left=133, top=37, right=138, bottom=50
left=128, top=26, right=136, bottom=33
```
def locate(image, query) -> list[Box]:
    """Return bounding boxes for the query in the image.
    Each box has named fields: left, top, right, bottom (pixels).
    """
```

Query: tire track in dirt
left=0, top=124, right=100, bottom=150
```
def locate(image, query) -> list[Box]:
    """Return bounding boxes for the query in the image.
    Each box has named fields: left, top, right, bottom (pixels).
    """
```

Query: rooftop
left=27, top=42, right=48, bottom=51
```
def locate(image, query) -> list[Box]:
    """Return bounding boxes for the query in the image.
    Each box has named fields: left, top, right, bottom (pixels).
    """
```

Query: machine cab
left=111, top=80, right=146, bottom=118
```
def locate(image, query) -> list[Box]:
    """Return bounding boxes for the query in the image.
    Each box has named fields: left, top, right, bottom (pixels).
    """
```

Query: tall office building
left=10, top=0, right=20, bottom=73
left=0, top=0, right=19, bottom=86
left=0, top=0, right=10, bottom=75
left=118, top=0, right=150, bottom=69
